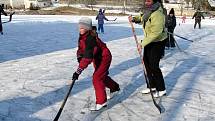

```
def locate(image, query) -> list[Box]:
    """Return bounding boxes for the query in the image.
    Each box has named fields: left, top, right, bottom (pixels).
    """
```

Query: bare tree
left=89, top=0, right=96, bottom=10
left=178, top=0, right=184, bottom=16
left=123, top=0, right=126, bottom=14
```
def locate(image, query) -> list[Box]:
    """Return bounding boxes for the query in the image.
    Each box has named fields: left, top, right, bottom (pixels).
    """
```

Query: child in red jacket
left=72, top=17, right=120, bottom=111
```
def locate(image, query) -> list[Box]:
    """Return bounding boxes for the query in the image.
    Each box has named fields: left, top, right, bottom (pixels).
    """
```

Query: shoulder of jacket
left=151, top=8, right=164, bottom=18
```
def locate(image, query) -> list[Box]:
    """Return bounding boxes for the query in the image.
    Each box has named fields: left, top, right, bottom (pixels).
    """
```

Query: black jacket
left=192, top=11, right=204, bottom=20
left=166, top=15, right=176, bottom=30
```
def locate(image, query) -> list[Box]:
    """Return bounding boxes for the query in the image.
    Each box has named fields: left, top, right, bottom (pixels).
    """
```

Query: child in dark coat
left=72, top=17, right=120, bottom=111
left=165, top=8, right=176, bottom=48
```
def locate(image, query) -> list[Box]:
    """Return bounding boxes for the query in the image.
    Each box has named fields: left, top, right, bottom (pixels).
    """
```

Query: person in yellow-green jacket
left=128, top=0, right=167, bottom=98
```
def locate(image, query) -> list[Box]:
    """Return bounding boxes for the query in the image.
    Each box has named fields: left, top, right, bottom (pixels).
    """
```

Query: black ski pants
left=194, top=19, right=201, bottom=29
left=0, top=14, right=2, bottom=32
left=165, top=28, right=175, bottom=48
left=0, top=17, right=3, bottom=32
left=143, top=41, right=166, bottom=91
left=0, top=22, right=2, bottom=32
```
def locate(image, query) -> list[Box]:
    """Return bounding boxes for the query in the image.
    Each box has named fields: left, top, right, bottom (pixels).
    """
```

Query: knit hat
left=79, top=17, right=92, bottom=30
left=169, top=8, right=175, bottom=15
left=99, top=8, right=102, bottom=12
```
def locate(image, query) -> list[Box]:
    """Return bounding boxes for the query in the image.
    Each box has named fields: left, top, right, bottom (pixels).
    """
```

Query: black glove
left=72, top=72, right=79, bottom=80
left=77, top=57, right=82, bottom=63
left=77, top=54, right=83, bottom=63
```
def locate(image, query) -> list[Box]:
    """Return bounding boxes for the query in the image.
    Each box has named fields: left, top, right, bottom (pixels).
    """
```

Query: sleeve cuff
left=76, top=68, right=83, bottom=75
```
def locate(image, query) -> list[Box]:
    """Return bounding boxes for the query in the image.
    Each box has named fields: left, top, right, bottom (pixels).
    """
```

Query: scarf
left=143, top=2, right=161, bottom=28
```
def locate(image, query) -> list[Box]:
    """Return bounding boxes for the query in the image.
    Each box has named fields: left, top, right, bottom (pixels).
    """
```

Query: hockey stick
left=108, top=18, right=117, bottom=21
left=174, top=39, right=189, bottom=54
left=129, top=21, right=162, bottom=113
left=2, top=12, right=15, bottom=24
left=167, top=31, right=193, bottom=42
left=174, top=39, right=182, bottom=52
left=168, top=32, right=171, bottom=49
left=53, top=79, right=76, bottom=121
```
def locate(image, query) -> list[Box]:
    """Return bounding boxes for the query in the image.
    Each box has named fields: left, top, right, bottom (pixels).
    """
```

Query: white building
left=24, top=0, right=52, bottom=9
left=0, top=0, right=11, bottom=8
left=0, top=0, right=52, bottom=9
left=0, top=0, right=10, bottom=5
left=208, top=0, right=215, bottom=7
left=11, top=0, right=25, bottom=8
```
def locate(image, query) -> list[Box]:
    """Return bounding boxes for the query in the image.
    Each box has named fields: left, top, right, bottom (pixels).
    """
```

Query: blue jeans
left=98, top=24, right=104, bottom=33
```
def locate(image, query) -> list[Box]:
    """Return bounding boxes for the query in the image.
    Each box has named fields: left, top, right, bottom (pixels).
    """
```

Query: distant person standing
left=0, top=5, right=8, bottom=35
left=209, top=15, right=215, bottom=19
left=165, top=8, right=176, bottom=49
left=96, top=8, right=109, bottom=34
left=181, top=14, right=186, bottom=23
left=192, top=8, right=204, bottom=29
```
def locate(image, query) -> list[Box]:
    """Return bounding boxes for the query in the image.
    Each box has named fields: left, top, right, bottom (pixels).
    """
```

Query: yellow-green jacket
left=133, top=7, right=167, bottom=47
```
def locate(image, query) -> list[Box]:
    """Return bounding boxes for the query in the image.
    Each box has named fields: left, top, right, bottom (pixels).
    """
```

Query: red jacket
left=77, top=31, right=110, bottom=70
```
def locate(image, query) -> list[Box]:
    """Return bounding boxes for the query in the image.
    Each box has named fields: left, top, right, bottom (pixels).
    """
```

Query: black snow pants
left=143, top=41, right=166, bottom=91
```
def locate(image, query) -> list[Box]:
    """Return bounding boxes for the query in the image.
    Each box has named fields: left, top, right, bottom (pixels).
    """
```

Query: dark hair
left=91, top=26, right=97, bottom=36
left=99, top=8, right=102, bottom=12
left=92, top=26, right=97, bottom=31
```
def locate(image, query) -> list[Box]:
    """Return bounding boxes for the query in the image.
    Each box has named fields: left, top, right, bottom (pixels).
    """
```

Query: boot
left=90, top=102, right=107, bottom=111
left=141, top=88, right=156, bottom=94
left=153, top=90, right=166, bottom=98
left=107, top=87, right=120, bottom=100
